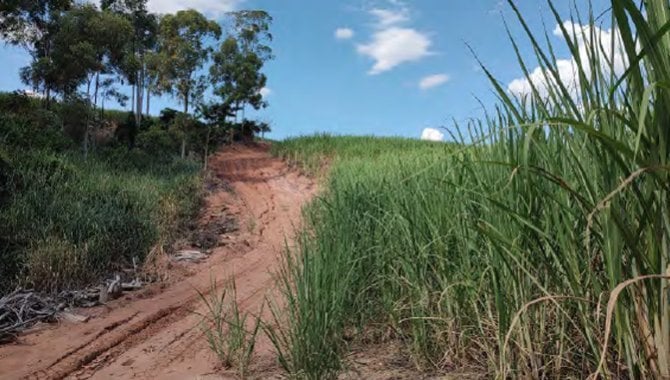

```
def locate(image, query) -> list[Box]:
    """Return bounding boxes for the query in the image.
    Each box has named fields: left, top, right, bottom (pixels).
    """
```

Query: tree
left=210, top=37, right=267, bottom=119
left=229, top=10, right=273, bottom=61
left=1, top=0, right=73, bottom=104
left=101, top=0, right=158, bottom=126
left=209, top=11, right=273, bottom=134
left=154, top=9, right=221, bottom=158
left=199, top=101, right=235, bottom=169
left=17, top=4, right=133, bottom=156
left=18, top=5, right=132, bottom=104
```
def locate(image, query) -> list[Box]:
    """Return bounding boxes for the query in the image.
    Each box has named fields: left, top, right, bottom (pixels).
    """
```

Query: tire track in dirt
left=0, top=143, right=315, bottom=380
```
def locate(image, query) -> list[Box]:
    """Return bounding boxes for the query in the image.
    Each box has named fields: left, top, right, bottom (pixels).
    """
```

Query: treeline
left=1, top=0, right=272, bottom=156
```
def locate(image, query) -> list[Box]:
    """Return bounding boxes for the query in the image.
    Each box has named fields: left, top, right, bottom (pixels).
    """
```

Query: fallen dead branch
left=0, top=290, right=58, bottom=343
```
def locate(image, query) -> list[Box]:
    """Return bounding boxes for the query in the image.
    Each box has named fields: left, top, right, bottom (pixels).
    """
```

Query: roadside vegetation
left=196, top=278, right=262, bottom=379
left=271, top=1, right=670, bottom=378
left=0, top=1, right=273, bottom=294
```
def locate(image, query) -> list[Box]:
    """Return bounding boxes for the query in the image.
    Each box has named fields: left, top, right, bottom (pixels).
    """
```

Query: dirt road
left=0, top=144, right=315, bottom=380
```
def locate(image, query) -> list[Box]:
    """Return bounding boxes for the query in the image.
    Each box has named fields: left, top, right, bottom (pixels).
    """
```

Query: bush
left=136, top=125, right=182, bottom=160
left=60, top=97, right=92, bottom=143
left=0, top=114, right=72, bottom=152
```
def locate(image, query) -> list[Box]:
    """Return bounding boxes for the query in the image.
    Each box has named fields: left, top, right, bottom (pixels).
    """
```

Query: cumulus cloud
left=369, top=8, right=409, bottom=28
left=419, top=74, right=449, bottom=90
left=421, top=128, right=445, bottom=141
left=357, top=3, right=432, bottom=75
left=507, top=21, right=626, bottom=98
left=146, top=0, right=243, bottom=18
left=358, top=28, right=431, bottom=74
left=259, top=87, right=272, bottom=98
left=335, top=28, right=354, bottom=40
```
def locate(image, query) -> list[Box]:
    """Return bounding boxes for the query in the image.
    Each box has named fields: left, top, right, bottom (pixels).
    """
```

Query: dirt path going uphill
left=0, top=144, right=315, bottom=380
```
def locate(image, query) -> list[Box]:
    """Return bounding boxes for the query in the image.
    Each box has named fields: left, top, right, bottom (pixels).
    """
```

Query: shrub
left=136, top=125, right=182, bottom=160
left=0, top=113, right=71, bottom=152
left=60, top=97, right=93, bottom=143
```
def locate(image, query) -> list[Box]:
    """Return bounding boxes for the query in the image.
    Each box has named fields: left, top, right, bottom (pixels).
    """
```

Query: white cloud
left=259, top=87, right=272, bottom=98
left=356, top=3, right=432, bottom=75
left=421, top=128, right=445, bottom=142
left=358, top=27, right=431, bottom=75
left=146, top=0, right=242, bottom=18
left=507, top=21, right=626, bottom=98
left=419, top=74, right=449, bottom=90
left=335, top=28, right=354, bottom=40
left=370, top=8, right=409, bottom=28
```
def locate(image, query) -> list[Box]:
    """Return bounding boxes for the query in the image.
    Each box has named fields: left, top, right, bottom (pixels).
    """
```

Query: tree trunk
left=181, top=95, right=189, bottom=159
left=203, top=126, right=211, bottom=171
left=93, top=73, right=100, bottom=108
left=83, top=130, right=89, bottom=159
left=86, top=77, right=92, bottom=102
left=45, top=88, right=51, bottom=110
left=146, top=84, right=151, bottom=117
left=136, top=68, right=144, bottom=126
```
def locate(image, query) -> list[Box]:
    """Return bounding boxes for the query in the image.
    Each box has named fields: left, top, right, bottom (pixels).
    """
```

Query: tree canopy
left=2, top=1, right=274, bottom=158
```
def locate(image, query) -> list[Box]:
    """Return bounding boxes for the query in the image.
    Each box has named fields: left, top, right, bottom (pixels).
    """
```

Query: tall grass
left=272, top=134, right=450, bottom=175
left=196, top=278, right=262, bottom=379
left=271, top=1, right=670, bottom=378
left=0, top=116, right=202, bottom=293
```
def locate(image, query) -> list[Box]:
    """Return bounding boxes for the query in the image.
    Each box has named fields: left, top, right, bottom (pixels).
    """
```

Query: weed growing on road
left=196, top=277, right=262, bottom=379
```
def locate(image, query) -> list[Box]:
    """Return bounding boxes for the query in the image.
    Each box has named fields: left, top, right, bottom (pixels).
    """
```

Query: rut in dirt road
left=0, top=144, right=315, bottom=380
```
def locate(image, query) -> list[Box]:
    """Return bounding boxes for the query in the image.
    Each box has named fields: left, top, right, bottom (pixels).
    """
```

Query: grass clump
left=270, top=1, right=670, bottom=379
left=197, top=278, right=262, bottom=379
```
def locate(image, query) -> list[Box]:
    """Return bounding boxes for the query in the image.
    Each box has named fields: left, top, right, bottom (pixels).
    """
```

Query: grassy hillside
left=269, top=2, right=670, bottom=379
left=273, top=134, right=451, bottom=174
left=0, top=97, right=202, bottom=293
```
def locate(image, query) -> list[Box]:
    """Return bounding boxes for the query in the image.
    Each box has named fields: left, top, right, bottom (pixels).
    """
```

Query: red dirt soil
left=0, top=144, right=315, bottom=380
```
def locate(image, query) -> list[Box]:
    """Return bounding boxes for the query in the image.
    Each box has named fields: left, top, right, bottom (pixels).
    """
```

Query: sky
left=0, top=0, right=613, bottom=140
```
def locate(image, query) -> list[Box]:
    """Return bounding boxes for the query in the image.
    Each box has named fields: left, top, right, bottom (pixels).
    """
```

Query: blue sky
left=0, top=0, right=612, bottom=140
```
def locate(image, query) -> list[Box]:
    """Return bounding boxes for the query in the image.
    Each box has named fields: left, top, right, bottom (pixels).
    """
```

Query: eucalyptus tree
left=18, top=4, right=133, bottom=154
left=17, top=4, right=132, bottom=104
left=210, top=37, right=267, bottom=120
left=210, top=10, right=273, bottom=130
left=230, top=10, right=273, bottom=61
left=101, top=0, right=157, bottom=125
left=1, top=0, right=73, bottom=104
left=155, top=9, right=221, bottom=157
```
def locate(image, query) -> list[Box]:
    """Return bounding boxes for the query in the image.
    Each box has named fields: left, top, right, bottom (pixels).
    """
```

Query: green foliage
left=155, top=9, right=221, bottom=113
left=0, top=104, right=72, bottom=151
left=209, top=11, right=272, bottom=132
left=210, top=37, right=267, bottom=113
left=196, top=278, right=262, bottom=379
left=0, top=95, right=203, bottom=294
left=0, top=0, right=72, bottom=47
left=20, top=4, right=133, bottom=99
left=0, top=146, right=201, bottom=293
left=135, top=124, right=181, bottom=159
left=59, top=96, right=93, bottom=143
left=0, top=0, right=273, bottom=299
left=272, top=134, right=449, bottom=174
left=270, top=2, right=670, bottom=379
